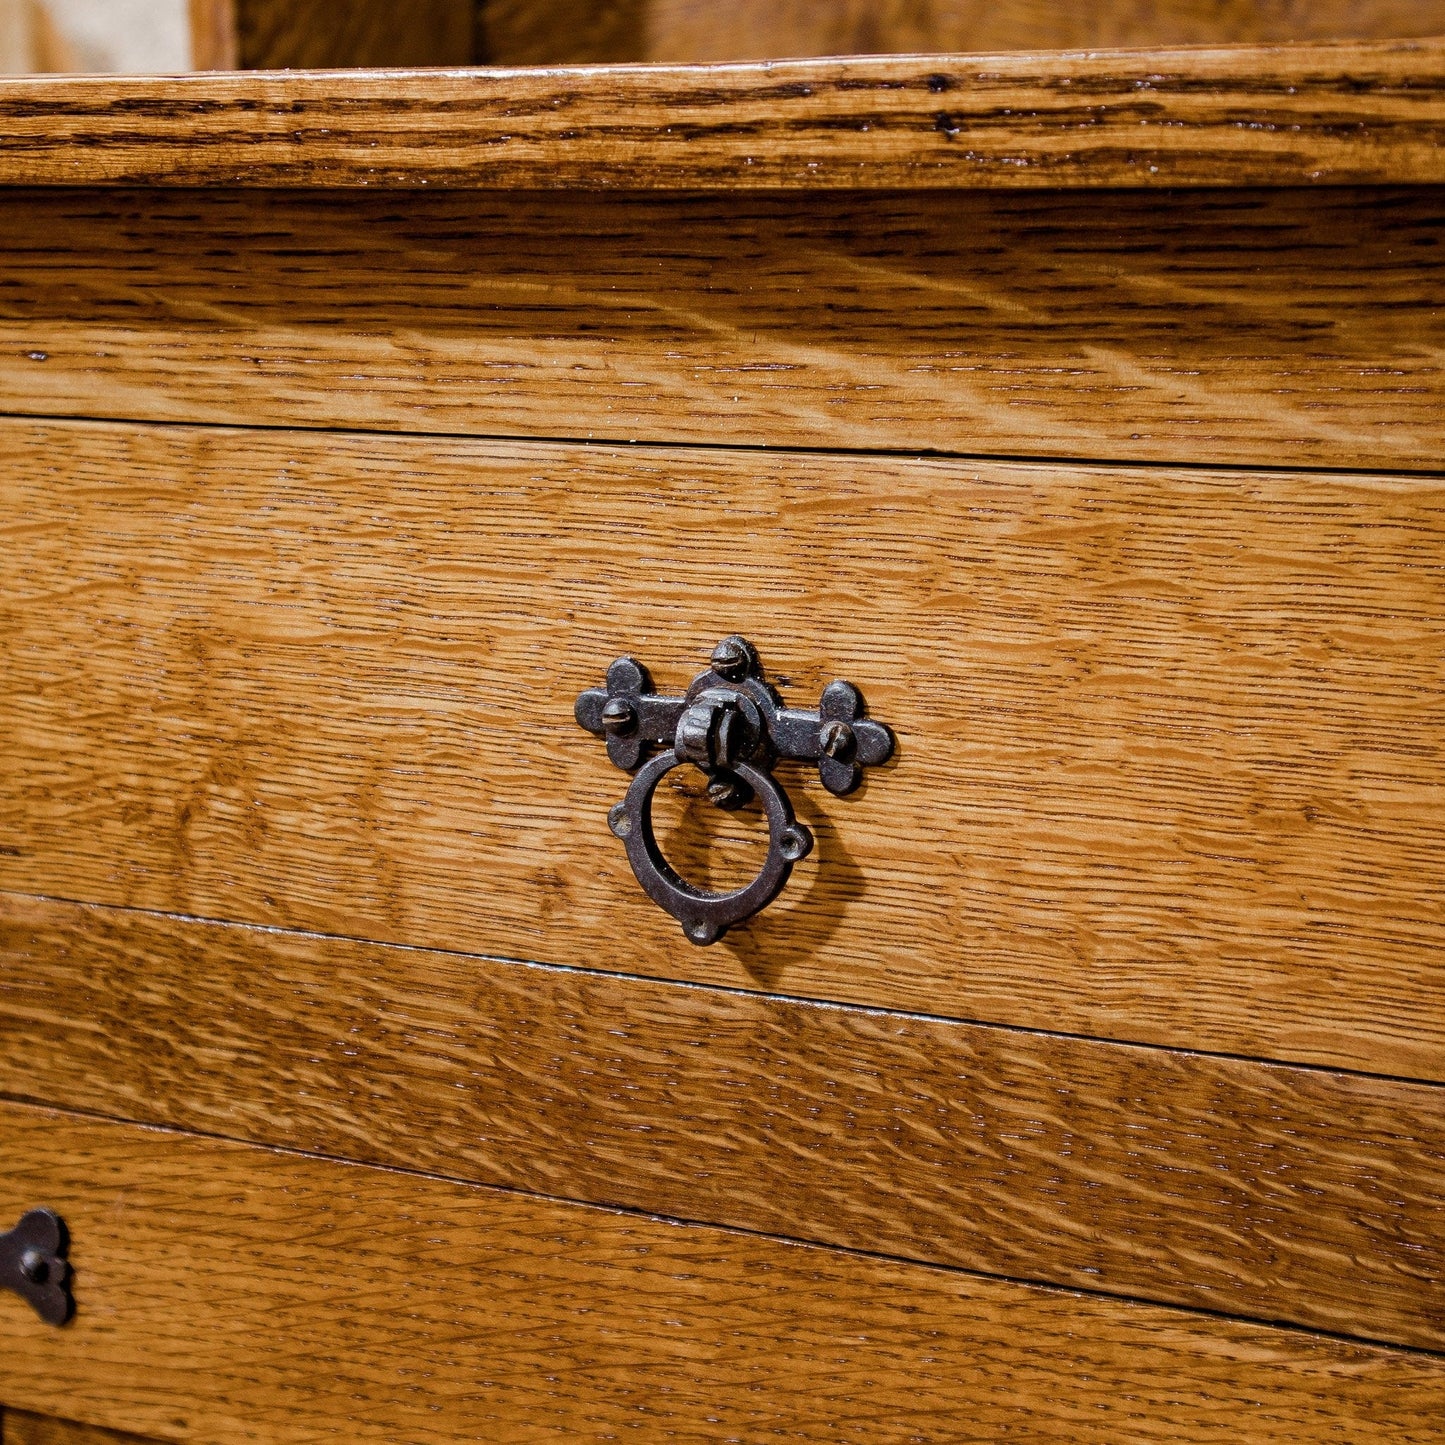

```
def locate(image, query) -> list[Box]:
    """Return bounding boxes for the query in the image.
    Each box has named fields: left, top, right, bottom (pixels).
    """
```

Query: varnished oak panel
left=0, top=41, right=1444, bottom=189
left=2, top=895, right=1441, bottom=1350
left=1, top=420, right=1442, bottom=1078
left=1, top=187, right=1443, bottom=470
left=482, top=0, right=1445, bottom=64
left=0, top=1103, right=1442, bottom=1443
left=5, top=1413, right=163, bottom=1445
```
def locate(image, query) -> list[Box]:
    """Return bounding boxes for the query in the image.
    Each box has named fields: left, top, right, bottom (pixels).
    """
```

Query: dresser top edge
left=0, top=36, right=1442, bottom=191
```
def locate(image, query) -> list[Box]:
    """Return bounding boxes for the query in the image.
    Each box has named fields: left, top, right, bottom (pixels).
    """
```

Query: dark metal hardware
left=575, top=636, right=893, bottom=944
left=0, top=1208, right=73, bottom=1325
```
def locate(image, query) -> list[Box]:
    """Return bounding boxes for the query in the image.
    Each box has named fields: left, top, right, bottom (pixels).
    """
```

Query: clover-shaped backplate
left=0, top=1207, right=73, bottom=1325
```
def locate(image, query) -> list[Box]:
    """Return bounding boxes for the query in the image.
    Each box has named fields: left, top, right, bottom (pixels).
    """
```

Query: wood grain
left=2, top=894, right=1441, bottom=1349
left=5, top=1412, right=163, bottom=1445
left=1, top=419, right=1442, bottom=1079
left=0, top=187, right=1442, bottom=471
left=0, top=40, right=1443, bottom=189
left=1, top=1102, right=1443, bottom=1443
left=481, top=0, right=1445, bottom=64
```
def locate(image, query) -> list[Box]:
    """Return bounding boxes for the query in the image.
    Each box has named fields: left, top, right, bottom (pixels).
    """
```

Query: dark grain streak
left=0, top=41, right=1441, bottom=189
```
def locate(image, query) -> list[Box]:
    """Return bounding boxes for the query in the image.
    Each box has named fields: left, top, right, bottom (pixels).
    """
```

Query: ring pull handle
left=0, top=1208, right=74, bottom=1325
left=575, top=636, right=894, bottom=944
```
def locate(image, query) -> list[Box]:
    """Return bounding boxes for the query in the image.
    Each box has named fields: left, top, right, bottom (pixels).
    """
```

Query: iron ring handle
left=576, top=637, right=892, bottom=943
left=608, top=754, right=813, bottom=945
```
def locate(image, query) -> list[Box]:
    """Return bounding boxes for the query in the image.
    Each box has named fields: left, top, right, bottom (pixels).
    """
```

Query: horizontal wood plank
left=0, top=186, right=1443, bottom=474
left=1, top=420, right=1442, bottom=1078
left=1, top=895, right=1441, bottom=1349
left=0, top=40, right=1443, bottom=189
left=0, top=1101, right=1442, bottom=1442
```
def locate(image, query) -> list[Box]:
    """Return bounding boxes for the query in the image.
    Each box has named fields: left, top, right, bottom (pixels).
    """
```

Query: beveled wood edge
left=2, top=891, right=1442, bottom=1352
left=0, top=37, right=1442, bottom=189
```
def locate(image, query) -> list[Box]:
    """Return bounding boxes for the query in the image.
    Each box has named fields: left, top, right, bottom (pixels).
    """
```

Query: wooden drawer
left=1, top=418, right=1441, bottom=1076
left=2, top=895, right=1443, bottom=1352
left=1, top=1101, right=1443, bottom=1443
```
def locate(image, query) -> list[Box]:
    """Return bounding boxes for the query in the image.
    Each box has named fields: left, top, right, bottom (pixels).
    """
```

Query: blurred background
left=0, top=0, right=1440, bottom=74
left=0, top=0, right=188, bottom=71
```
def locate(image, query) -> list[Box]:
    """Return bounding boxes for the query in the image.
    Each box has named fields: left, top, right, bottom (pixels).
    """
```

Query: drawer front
left=0, top=187, right=1440, bottom=471
left=2, top=894, right=1441, bottom=1350
left=0, top=1101, right=1442, bottom=1444
left=1, top=419, right=1441, bottom=1076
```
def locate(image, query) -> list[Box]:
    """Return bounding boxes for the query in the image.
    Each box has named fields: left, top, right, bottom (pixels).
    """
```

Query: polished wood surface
left=0, top=43, right=1440, bottom=1441
left=2, top=894, right=1440, bottom=1349
left=0, top=186, right=1441, bottom=471
left=481, top=0, right=1445, bottom=64
left=5, top=1412, right=163, bottom=1445
left=198, top=0, right=476, bottom=70
left=1, top=1101, right=1442, bottom=1443
left=1, top=419, right=1442, bottom=1078
left=0, top=41, right=1442, bottom=189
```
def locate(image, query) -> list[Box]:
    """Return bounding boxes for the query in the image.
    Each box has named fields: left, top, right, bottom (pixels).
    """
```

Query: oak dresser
left=0, top=36, right=1443, bottom=1444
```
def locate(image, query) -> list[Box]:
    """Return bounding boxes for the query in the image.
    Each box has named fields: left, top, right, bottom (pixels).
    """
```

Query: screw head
left=601, top=697, right=637, bottom=736
left=18, top=1249, right=47, bottom=1284
left=710, top=636, right=753, bottom=682
left=707, top=775, right=750, bottom=810
left=819, top=719, right=857, bottom=762
left=608, top=801, right=633, bottom=839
